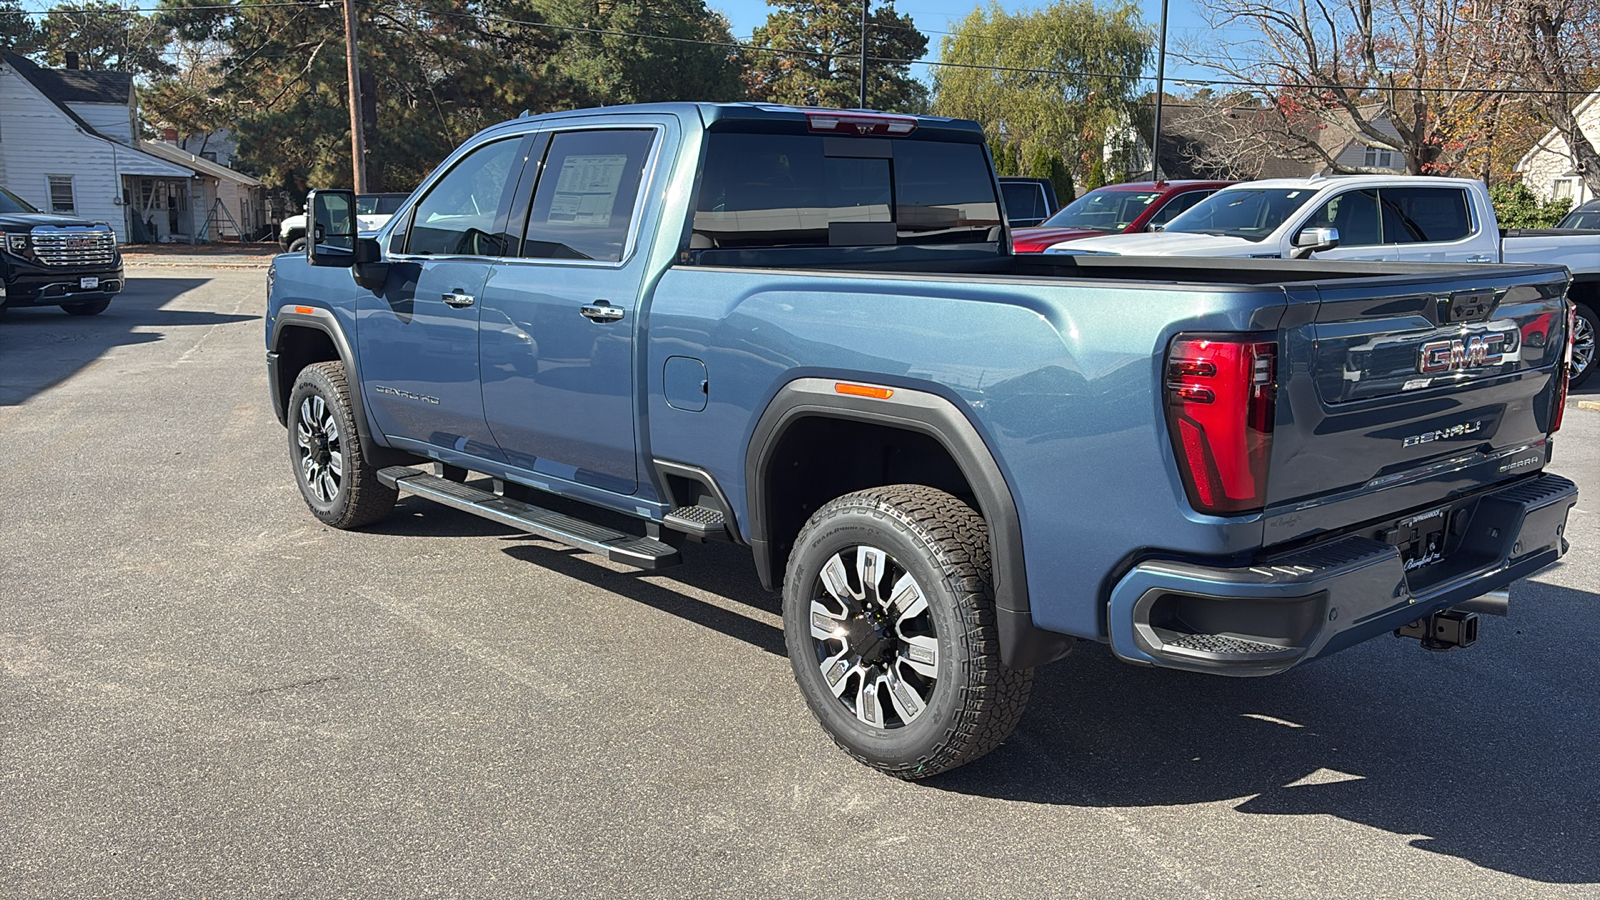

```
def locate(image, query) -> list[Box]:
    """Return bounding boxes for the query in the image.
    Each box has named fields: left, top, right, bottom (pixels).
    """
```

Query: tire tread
left=786, top=484, right=1033, bottom=779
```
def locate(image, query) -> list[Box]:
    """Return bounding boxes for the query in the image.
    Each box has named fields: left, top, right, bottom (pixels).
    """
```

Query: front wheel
left=286, top=361, right=396, bottom=529
left=287, top=237, right=307, bottom=253
left=783, top=485, right=1033, bottom=779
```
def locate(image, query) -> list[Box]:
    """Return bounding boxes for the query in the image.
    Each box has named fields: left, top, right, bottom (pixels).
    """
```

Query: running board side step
left=377, top=467, right=681, bottom=570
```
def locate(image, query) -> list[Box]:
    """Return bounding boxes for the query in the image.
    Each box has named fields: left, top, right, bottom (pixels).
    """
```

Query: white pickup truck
left=1048, top=175, right=1600, bottom=384
left=278, top=192, right=408, bottom=252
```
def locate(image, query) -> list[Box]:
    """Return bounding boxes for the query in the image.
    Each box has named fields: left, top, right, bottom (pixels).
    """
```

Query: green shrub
left=1491, top=182, right=1573, bottom=229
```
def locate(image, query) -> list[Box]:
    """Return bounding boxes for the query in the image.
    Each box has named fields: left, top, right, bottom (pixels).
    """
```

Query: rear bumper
left=1108, top=473, right=1578, bottom=676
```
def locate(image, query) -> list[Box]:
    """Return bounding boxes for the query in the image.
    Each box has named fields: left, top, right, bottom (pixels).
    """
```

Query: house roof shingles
left=25, top=63, right=131, bottom=105
left=3, top=51, right=106, bottom=136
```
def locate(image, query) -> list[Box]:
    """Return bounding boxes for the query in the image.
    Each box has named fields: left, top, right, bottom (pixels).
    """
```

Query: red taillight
left=1554, top=301, right=1576, bottom=433
left=1165, top=334, right=1277, bottom=514
left=805, top=112, right=918, bottom=136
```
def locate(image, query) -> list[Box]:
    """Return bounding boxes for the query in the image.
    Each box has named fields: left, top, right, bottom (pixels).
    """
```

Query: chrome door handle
left=580, top=300, right=625, bottom=323
left=1466, top=254, right=1494, bottom=263
left=442, top=290, right=475, bottom=308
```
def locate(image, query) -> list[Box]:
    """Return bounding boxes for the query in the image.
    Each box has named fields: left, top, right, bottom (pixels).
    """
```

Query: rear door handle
left=1466, top=254, right=1494, bottom=263
left=580, top=300, right=625, bottom=323
left=442, top=290, right=475, bottom=308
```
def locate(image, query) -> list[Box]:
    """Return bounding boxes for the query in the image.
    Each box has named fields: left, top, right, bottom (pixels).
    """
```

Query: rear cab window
left=1377, top=187, right=1473, bottom=244
left=690, top=131, right=1002, bottom=252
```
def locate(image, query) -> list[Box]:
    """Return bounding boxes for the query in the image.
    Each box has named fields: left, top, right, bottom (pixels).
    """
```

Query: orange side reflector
left=835, top=382, right=893, bottom=400
left=293, top=306, right=315, bottom=315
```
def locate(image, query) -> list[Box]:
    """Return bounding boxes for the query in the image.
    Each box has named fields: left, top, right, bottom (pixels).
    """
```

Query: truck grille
left=31, top=229, right=117, bottom=267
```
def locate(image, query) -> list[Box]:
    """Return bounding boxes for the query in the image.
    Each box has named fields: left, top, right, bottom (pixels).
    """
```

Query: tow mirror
left=308, top=189, right=356, bottom=267
left=1291, top=226, right=1339, bottom=259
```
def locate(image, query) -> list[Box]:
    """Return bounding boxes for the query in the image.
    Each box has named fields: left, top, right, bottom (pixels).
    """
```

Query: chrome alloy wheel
left=1572, top=311, right=1595, bottom=381
left=808, top=545, right=940, bottom=729
left=295, top=395, right=343, bottom=504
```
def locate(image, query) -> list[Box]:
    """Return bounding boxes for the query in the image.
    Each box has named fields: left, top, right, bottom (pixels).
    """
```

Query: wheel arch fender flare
left=744, top=377, right=1073, bottom=668
left=270, top=308, right=419, bottom=469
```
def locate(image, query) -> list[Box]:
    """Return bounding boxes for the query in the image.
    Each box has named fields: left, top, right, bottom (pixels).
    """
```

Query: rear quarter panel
left=645, top=267, right=1291, bottom=639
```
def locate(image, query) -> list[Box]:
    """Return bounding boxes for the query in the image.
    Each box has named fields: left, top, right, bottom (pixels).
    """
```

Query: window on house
left=1363, top=146, right=1395, bottom=169
left=47, top=175, right=76, bottom=214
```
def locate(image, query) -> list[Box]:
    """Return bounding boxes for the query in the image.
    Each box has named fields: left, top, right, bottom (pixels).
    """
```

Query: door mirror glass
left=309, top=189, right=356, bottom=267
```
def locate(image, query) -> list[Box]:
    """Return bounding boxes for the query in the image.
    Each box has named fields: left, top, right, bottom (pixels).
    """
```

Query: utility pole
left=343, top=0, right=368, bottom=192
left=1150, top=0, right=1169, bottom=183
left=858, top=0, right=869, bottom=109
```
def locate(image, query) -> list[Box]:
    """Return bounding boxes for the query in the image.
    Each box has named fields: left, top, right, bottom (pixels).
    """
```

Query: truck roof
left=1227, top=174, right=1486, bottom=191
left=475, top=102, right=987, bottom=142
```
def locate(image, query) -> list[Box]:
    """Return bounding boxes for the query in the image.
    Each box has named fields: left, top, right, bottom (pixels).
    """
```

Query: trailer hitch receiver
left=1396, top=609, right=1479, bottom=651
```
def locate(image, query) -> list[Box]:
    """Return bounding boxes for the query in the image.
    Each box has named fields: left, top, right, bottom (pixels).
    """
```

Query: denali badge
left=1418, top=333, right=1508, bottom=374
left=1403, top=421, right=1484, bottom=447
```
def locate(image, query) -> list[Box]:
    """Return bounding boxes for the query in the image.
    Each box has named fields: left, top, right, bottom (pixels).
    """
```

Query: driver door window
left=1147, top=190, right=1212, bottom=229
left=1302, top=190, right=1380, bottom=246
left=405, top=138, right=522, bottom=256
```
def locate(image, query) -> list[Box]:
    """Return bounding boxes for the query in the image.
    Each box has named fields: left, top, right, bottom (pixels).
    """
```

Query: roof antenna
left=519, top=109, right=531, bottom=118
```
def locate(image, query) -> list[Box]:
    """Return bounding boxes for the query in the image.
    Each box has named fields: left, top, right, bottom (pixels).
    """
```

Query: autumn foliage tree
left=932, top=1, right=1151, bottom=186
left=1186, top=0, right=1600, bottom=182
left=744, top=0, right=929, bottom=112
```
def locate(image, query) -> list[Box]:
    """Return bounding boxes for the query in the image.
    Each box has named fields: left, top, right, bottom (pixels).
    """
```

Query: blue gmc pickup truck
left=266, top=103, right=1578, bottom=778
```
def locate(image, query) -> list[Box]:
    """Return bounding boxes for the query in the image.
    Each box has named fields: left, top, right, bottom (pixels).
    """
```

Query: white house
left=0, top=52, right=266, bottom=243
left=1515, top=89, right=1600, bottom=206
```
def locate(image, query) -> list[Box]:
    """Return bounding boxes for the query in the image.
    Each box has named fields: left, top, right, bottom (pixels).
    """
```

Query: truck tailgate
left=1265, top=266, right=1570, bottom=545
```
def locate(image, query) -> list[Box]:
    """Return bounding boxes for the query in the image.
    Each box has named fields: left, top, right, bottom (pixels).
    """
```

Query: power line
left=13, top=0, right=1600, bottom=99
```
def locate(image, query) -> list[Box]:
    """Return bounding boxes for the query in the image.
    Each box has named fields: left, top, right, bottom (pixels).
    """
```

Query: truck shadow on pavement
left=0, top=277, right=257, bottom=406
left=354, top=486, right=1596, bottom=883
left=935, top=577, right=1600, bottom=884
left=366, top=494, right=788, bottom=655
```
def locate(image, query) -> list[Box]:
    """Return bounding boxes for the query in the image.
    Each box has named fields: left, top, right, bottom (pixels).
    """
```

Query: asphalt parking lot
left=3, top=264, right=1598, bottom=898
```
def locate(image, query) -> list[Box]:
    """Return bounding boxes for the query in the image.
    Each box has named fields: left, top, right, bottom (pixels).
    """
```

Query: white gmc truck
left=1049, top=175, right=1600, bottom=385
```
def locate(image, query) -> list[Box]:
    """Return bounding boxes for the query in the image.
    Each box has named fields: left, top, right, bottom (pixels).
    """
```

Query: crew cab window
left=692, top=133, right=1001, bottom=249
left=406, top=138, right=521, bottom=256
left=1302, top=190, right=1381, bottom=246
left=1378, top=187, right=1472, bottom=243
left=521, top=129, right=656, bottom=262
left=1146, top=190, right=1213, bottom=228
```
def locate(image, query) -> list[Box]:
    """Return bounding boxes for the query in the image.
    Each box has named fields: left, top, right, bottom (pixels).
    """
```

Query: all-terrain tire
left=62, top=299, right=111, bottom=316
left=783, top=484, right=1033, bottom=779
left=286, top=360, right=396, bottom=529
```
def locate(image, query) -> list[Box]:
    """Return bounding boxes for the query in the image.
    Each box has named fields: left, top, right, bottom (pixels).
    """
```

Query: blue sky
left=715, top=0, right=1228, bottom=88
left=15, top=0, right=1242, bottom=92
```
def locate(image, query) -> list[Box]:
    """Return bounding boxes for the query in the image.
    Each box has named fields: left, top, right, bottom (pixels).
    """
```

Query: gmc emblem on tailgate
left=1418, top=333, right=1507, bottom=374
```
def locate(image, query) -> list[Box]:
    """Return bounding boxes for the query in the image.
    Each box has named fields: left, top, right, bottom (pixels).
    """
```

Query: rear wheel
left=62, top=298, right=110, bottom=316
left=1570, top=302, right=1597, bottom=389
left=287, top=361, right=396, bottom=529
left=783, top=485, right=1032, bottom=779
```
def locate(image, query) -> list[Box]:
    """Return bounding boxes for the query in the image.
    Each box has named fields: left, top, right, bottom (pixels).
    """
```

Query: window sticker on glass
left=548, top=154, right=628, bottom=226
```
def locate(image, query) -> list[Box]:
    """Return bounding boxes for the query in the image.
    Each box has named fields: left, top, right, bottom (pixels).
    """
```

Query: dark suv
left=0, top=186, right=123, bottom=316
left=1556, top=198, right=1600, bottom=230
